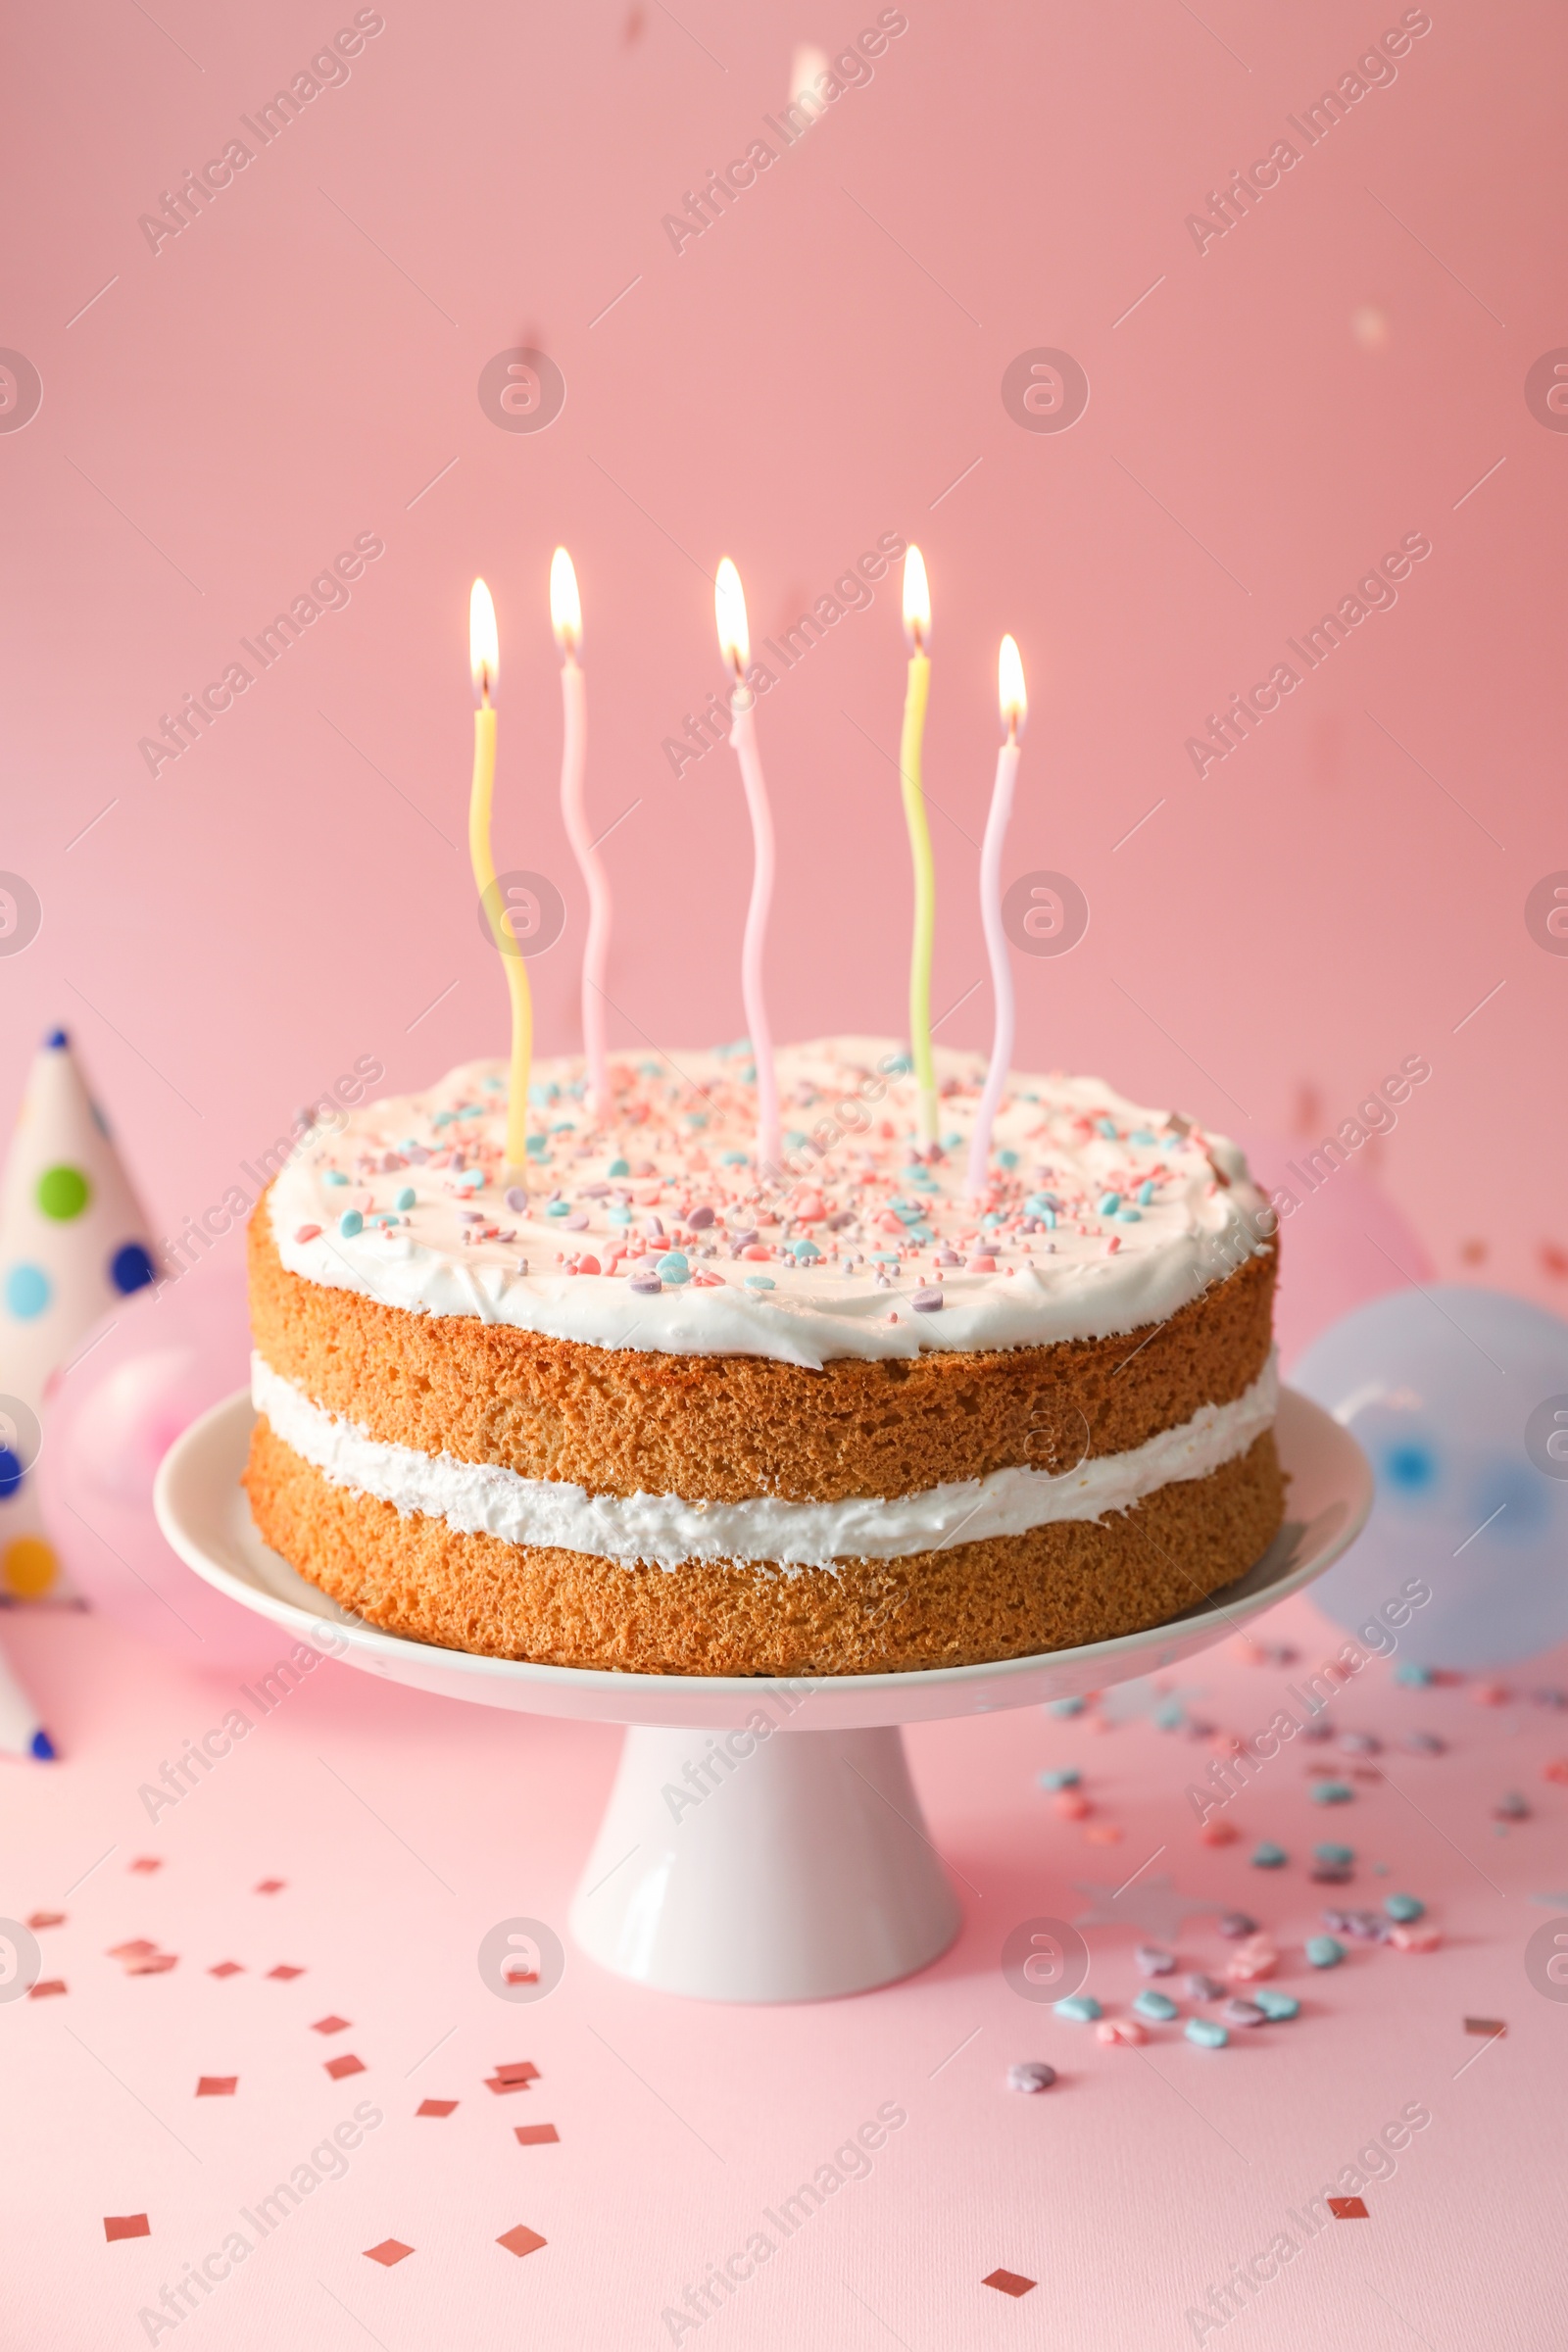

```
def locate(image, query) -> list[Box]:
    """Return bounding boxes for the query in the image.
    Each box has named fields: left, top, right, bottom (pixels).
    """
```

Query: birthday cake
left=242, top=1039, right=1283, bottom=1675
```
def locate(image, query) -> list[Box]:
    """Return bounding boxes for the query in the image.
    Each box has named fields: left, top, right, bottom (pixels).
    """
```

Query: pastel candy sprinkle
left=1305, top=1935, right=1346, bottom=1968
left=338, top=1211, right=363, bottom=1238
left=1314, top=1843, right=1354, bottom=1867
left=1047, top=1697, right=1086, bottom=1718
left=1185, top=2018, right=1228, bottom=2048
left=506, top=1188, right=528, bottom=1211
left=1250, top=1841, right=1288, bottom=1868
left=1054, top=1994, right=1101, bottom=2023
left=1096, top=2016, right=1147, bottom=2045
left=1394, top=1662, right=1433, bottom=1686
left=744, top=1275, right=775, bottom=1291
left=1133, top=1989, right=1178, bottom=2023
left=1310, top=1781, right=1354, bottom=1805
left=1216, top=1911, right=1256, bottom=1938
left=1222, top=1998, right=1266, bottom=2028
left=323, top=1170, right=348, bottom=1186
left=1384, top=1893, right=1425, bottom=1923
left=657, top=1252, right=691, bottom=1284
left=1135, top=1944, right=1175, bottom=1977
left=1251, top=1988, right=1299, bottom=2022
left=1006, top=2061, right=1056, bottom=2093
left=1186, top=1974, right=1224, bottom=2001
left=395, top=1188, right=416, bottom=1211
left=1038, top=1767, right=1081, bottom=1790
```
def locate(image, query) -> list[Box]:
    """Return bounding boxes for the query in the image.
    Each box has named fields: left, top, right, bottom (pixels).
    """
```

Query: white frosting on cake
left=267, top=1039, right=1272, bottom=1369
left=253, top=1351, right=1278, bottom=1572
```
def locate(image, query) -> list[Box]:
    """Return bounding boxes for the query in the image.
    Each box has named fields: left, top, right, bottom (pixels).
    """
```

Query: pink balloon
left=37, top=1253, right=284, bottom=1673
left=1245, top=1136, right=1436, bottom=1375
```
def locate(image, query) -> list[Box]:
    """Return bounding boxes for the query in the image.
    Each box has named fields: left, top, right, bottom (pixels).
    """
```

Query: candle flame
left=902, top=545, right=930, bottom=651
left=998, top=633, right=1027, bottom=736
left=714, top=556, right=750, bottom=675
left=549, top=546, right=581, bottom=657
left=469, top=577, right=499, bottom=702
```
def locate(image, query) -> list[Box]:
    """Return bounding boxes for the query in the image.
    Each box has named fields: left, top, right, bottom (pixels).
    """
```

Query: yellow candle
left=900, top=545, right=937, bottom=1147
left=467, top=577, right=531, bottom=1173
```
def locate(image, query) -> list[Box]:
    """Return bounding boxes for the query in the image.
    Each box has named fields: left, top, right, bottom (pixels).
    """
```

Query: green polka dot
left=36, top=1165, right=90, bottom=1221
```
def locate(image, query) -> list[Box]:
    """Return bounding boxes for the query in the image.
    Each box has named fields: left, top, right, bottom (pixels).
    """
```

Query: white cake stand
left=155, top=1388, right=1369, bottom=2005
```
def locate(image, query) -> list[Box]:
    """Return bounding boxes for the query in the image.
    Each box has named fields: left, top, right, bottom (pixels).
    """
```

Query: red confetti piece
left=128, top=1858, right=162, bottom=1875
left=28, top=1980, right=67, bottom=1998
left=983, top=2269, right=1036, bottom=2297
left=1328, top=2197, right=1369, bottom=2220
left=126, top=1955, right=178, bottom=1977
left=196, top=2077, right=237, bottom=2097
left=1543, top=1759, right=1568, bottom=1784
left=416, top=2099, right=458, bottom=2118
left=514, top=2124, right=560, bottom=2145
left=104, top=2215, right=151, bottom=2242
left=324, top=2054, right=367, bottom=2081
left=255, top=1879, right=286, bottom=1895
left=1200, top=1819, right=1240, bottom=1845
left=1084, top=1823, right=1123, bottom=1844
left=495, top=2062, right=539, bottom=2084
left=108, top=1940, right=158, bottom=1961
left=312, top=2016, right=352, bottom=2034
left=26, top=1911, right=64, bottom=1930
left=1464, top=2017, right=1507, bottom=2037
left=363, top=2239, right=414, bottom=2267
left=209, top=1962, right=244, bottom=1979
left=267, top=1965, right=305, bottom=1981
left=496, top=2224, right=547, bottom=2259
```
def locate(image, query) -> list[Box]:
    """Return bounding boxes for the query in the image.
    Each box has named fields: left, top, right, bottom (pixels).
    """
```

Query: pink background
left=4, top=0, right=1566, bottom=1298
left=5, top=10, right=1568, bottom=2339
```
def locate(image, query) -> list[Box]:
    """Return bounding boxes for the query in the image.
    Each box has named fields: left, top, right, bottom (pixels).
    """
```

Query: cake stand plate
left=156, top=1388, right=1369, bottom=2004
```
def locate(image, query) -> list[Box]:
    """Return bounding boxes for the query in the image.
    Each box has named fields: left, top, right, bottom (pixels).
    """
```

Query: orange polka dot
left=3, top=1536, right=58, bottom=1597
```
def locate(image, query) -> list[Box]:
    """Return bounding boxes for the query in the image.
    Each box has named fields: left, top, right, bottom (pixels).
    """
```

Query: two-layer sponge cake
left=244, top=1039, right=1283, bottom=1675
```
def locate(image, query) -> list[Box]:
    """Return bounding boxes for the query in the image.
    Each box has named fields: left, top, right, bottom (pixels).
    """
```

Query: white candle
left=551, top=548, right=612, bottom=1121
left=714, top=557, right=781, bottom=1172
left=968, top=633, right=1028, bottom=1198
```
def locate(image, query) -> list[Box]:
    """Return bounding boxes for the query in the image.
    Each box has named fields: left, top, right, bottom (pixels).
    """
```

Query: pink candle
left=968, top=634, right=1028, bottom=1198
left=714, top=557, right=780, bottom=1171
left=551, top=548, right=612, bottom=1121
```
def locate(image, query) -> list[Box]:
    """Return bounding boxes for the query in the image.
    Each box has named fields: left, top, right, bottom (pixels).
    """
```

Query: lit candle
left=551, top=547, right=611, bottom=1123
left=467, top=577, right=531, bottom=1174
left=714, top=557, right=781, bottom=1171
left=900, top=546, right=937, bottom=1147
left=967, top=633, right=1028, bottom=1199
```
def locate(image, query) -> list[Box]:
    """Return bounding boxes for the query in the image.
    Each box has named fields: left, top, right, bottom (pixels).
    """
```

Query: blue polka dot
left=0, top=1447, right=23, bottom=1498
left=5, top=1264, right=51, bottom=1319
left=43, top=1028, right=68, bottom=1051
left=1384, top=1443, right=1437, bottom=1492
left=110, top=1243, right=156, bottom=1296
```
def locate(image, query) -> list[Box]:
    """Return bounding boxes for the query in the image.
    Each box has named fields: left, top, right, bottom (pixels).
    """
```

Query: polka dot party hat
left=0, top=1029, right=158, bottom=1601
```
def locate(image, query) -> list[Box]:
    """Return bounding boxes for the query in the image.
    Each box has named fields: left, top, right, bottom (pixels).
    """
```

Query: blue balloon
left=1293, top=1286, right=1568, bottom=1669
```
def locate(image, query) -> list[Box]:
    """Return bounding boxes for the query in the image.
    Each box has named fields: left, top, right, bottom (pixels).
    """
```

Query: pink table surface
left=1, top=1594, right=1563, bottom=2350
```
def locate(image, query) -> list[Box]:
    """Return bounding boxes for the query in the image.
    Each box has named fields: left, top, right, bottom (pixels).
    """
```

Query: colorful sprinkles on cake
left=268, top=1038, right=1271, bottom=1369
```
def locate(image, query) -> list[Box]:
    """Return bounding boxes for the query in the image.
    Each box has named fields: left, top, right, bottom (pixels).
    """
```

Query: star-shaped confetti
left=1073, top=1872, right=1216, bottom=1939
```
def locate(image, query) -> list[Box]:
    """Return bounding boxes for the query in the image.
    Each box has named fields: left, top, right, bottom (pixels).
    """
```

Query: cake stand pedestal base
left=568, top=1724, right=961, bottom=2003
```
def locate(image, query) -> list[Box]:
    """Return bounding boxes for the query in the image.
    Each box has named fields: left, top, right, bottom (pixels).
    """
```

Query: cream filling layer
left=252, top=1352, right=1278, bottom=1574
